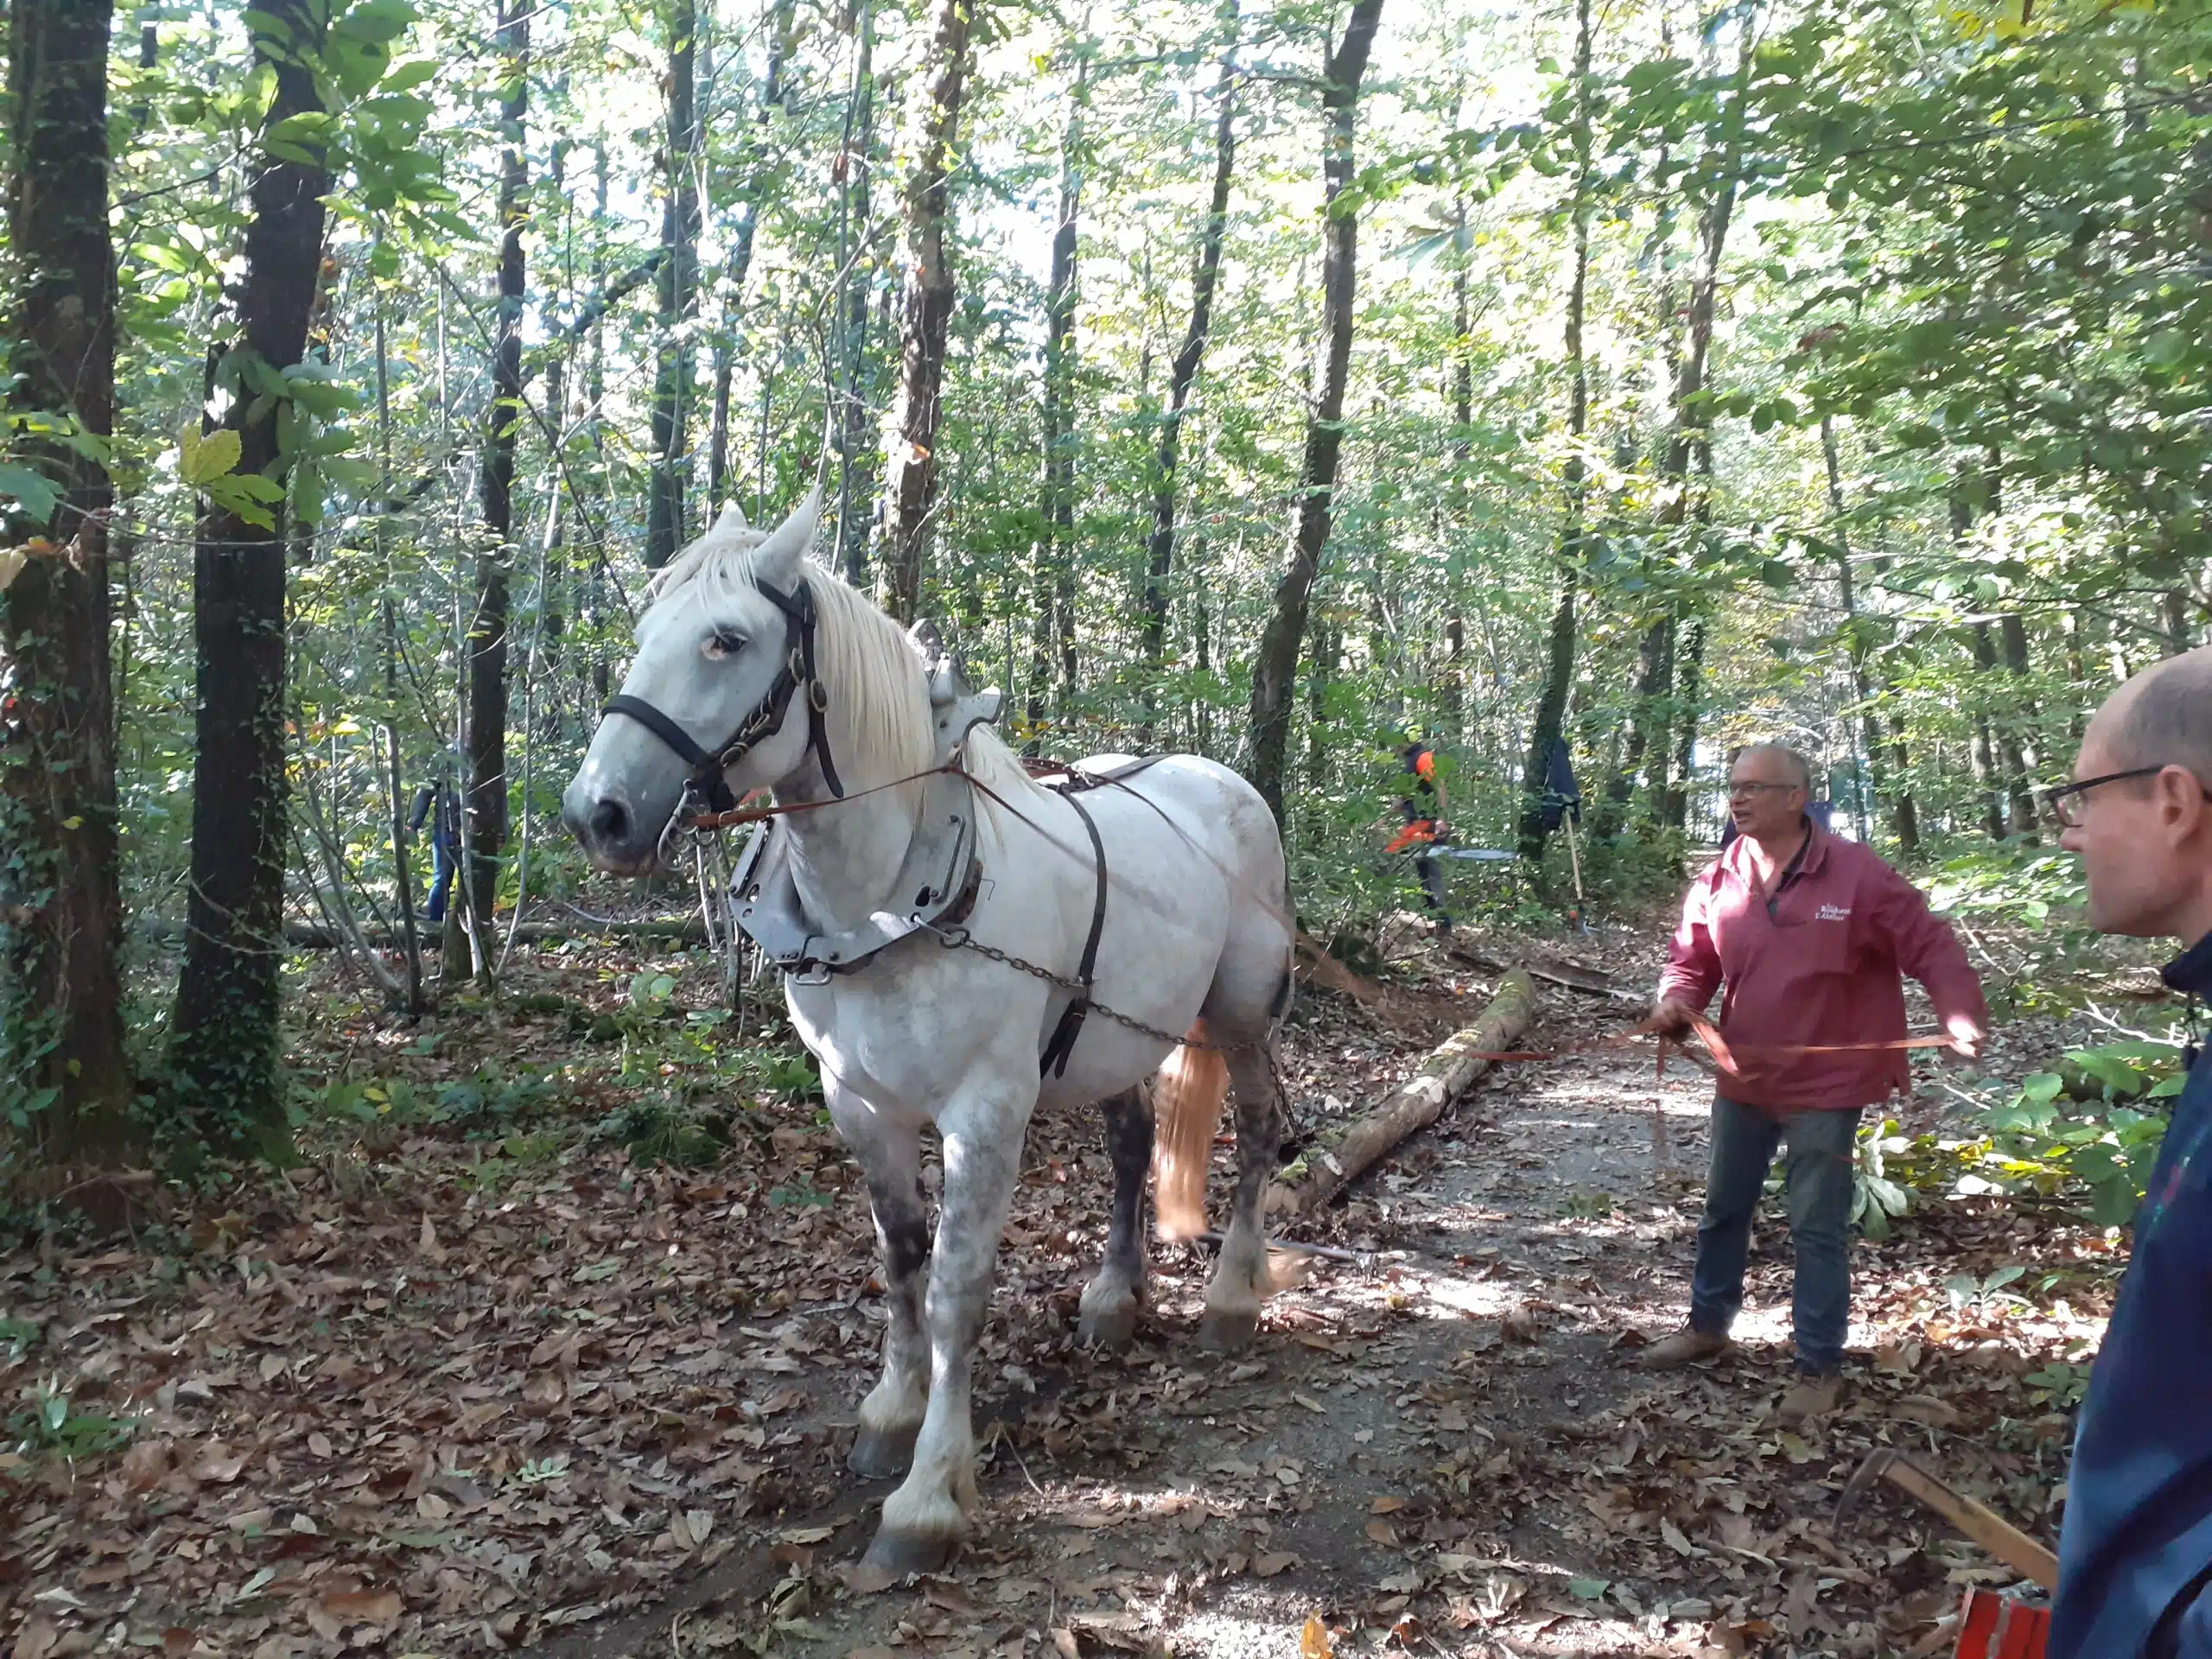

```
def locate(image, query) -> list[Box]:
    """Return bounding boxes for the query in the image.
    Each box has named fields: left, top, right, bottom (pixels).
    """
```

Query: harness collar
left=728, top=644, right=1006, bottom=982
left=601, top=576, right=843, bottom=817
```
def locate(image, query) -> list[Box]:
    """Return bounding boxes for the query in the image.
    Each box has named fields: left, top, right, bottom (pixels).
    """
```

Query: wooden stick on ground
left=1270, top=969, right=1536, bottom=1219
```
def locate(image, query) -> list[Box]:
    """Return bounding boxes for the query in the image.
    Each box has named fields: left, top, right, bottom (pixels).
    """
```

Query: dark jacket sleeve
left=1656, top=871, right=1724, bottom=1012
left=409, top=785, right=434, bottom=832
left=1868, top=858, right=1988, bottom=1031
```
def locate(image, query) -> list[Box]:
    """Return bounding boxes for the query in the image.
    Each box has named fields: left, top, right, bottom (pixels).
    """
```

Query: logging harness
left=613, top=601, right=1220, bottom=1078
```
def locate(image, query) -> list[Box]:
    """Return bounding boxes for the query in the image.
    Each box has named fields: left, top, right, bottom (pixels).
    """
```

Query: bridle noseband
left=600, top=577, right=844, bottom=819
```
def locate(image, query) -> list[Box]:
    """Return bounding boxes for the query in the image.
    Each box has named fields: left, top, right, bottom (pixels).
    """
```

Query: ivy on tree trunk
left=2, top=0, right=134, bottom=1166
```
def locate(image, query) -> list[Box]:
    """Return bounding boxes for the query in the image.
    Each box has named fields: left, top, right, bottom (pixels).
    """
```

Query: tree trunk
left=1967, top=450, right=2037, bottom=838
left=1140, top=35, right=1237, bottom=741
left=1304, top=612, right=1336, bottom=792
left=540, top=137, right=570, bottom=653
left=880, top=0, right=979, bottom=622
left=1440, top=195, right=1473, bottom=738
left=1999, top=612, right=2042, bottom=838
left=835, top=0, right=880, bottom=585
left=466, top=0, right=529, bottom=971
left=586, top=143, right=611, bottom=701
left=1663, top=617, right=1705, bottom=832
left=1966, top=620, right=2008, bottom=841
left=373, top=295, right=424, bottom=1017
left=1888, top=711, right=1921, bottom=854
left=1244, top=0, right=1386, bottom=823
left=1594, top=615, right=1671, bottom=841
left=644, top=0, right=700, bottom=571
left=168, top=0, right=332, bottom=1142
left=2162, top=588, right=2191, bottom=655
left=707, top=0, right=798, bottom=524
left=1027, top=60, right=1087, bottom=734
left=1, top=0, right=134, bottom=1164
left=1820, top=414, right=1911, bottom=852
left=1514, top=0, right=1593, bottom=859
left=1631, top=15, right=1753, bottom=849
left=1947, top=465, right=2007, bottom=842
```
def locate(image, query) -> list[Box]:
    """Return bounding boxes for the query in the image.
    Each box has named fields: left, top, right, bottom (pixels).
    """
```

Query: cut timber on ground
left=1270, top=969, right=1535, bottom=1218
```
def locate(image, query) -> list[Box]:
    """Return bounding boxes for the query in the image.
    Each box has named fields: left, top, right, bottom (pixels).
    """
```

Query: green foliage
left=1852, top=1117, right=1913, bottom=1241
left=1944, top=1263, right=2028, bottom=1319
left=593, top=1094, right=731, bottom=1170
left=1982, top=1047, right=2183, bottom=1225
left=1878, top=1040, right=2183, bottom=1226
left=32, top=0, right=2212, bottom=1179
left=429, top=1062, right=567, bottom=1134
left=7, top=1380, right=137, bottom=1459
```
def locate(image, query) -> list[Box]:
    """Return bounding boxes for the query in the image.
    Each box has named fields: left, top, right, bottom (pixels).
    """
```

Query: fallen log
left=1270, top=969, right=1535, bottom=1219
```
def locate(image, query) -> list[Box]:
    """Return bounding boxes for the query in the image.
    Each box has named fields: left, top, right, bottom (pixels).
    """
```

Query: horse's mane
left=645, top=510, right=1040, bottom=800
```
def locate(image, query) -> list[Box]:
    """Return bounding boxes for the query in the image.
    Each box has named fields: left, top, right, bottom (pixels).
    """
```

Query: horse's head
left=563, top=490, right=825, bottom=875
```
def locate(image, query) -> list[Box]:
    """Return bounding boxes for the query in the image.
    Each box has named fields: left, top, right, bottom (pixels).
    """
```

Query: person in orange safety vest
left=1385, top=738, right=1452, bottom=930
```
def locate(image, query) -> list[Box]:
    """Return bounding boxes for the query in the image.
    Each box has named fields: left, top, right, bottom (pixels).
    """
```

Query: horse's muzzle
left=563, top=777, right=662, bottom=876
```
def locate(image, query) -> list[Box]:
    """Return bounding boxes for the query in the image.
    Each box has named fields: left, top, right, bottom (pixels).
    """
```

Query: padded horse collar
left=726, top=647, right=1003, bottom=982
left=601, top=577, right=843, bottom=817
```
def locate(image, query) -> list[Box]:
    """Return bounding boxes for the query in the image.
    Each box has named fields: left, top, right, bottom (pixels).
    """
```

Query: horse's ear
left=753, top=486, right=823, bottom=587
left=909, top=618, right=946, bottom=659
left=711, top=501, right=749, bottom=537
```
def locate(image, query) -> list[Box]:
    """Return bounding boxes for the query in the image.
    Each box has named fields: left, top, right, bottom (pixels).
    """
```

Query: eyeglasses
left=2044, top=766, right=2212, bottom=828
left=1727, top=780, right=1803, bottom=800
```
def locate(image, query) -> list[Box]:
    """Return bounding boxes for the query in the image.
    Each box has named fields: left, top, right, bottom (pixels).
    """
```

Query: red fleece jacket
left=1655, top=824, right=1987, bottom=1112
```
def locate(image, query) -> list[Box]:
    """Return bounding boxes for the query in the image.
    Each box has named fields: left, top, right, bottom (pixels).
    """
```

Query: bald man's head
left=2100, top=645, right=2212, bottom=784
left=2066, top=643, right=2212, bottom=939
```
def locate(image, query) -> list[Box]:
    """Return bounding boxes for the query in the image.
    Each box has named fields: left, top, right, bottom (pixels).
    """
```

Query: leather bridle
left=600, top=577, right=844, bottom=818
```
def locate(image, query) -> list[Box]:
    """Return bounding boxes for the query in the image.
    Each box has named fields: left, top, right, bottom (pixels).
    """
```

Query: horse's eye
left=702, top=627, right=747, bottom=660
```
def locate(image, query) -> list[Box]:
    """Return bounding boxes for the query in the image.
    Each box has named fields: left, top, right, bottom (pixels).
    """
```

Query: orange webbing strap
left=1459, top=1011, right=1961, bottom=1084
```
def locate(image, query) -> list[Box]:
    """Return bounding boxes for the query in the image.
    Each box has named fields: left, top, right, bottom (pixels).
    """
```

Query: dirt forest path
left=2, top=925, right=2107, bottom=1659
left=519, top=933, right=2088, bottom=1659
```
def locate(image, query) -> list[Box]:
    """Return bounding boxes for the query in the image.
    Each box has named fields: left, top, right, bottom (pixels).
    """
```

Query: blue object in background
left=1539, top=736, right=1581, bottom=829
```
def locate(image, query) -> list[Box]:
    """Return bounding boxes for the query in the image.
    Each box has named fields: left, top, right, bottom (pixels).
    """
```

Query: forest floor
left=0, top=912, right=2151, bottom=1659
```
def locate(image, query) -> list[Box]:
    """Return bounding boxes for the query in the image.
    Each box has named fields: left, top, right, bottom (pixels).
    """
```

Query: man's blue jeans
left=1688, top=1095, right=1863, bottom=1375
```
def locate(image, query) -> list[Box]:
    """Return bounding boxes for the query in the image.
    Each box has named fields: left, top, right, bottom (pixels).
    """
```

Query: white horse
left=562, top=490, right=1294, bottom=1576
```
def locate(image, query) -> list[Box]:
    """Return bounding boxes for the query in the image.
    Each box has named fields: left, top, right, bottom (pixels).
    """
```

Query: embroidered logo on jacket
left=1816, top=904, right=1852, bottom=921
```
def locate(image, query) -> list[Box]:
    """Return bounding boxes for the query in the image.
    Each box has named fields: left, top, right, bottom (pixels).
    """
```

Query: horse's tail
left=1150, top=1021, right=1229, bottom=1242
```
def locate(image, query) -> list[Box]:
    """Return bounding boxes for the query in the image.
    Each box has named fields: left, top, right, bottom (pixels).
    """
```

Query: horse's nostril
left=588, top=798, right=628, bottom=842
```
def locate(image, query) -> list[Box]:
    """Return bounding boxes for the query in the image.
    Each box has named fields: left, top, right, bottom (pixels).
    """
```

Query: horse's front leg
left=862, top=1087, right=1032, bottom=1576
left=1198, top=1042, right=1281, bottom=1351
left=1078, top=1086, right=1154, bottom=1348
left=830, top=1087, right=932, bottom=1480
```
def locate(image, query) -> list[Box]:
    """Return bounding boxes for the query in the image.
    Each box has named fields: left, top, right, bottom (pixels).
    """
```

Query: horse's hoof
left=848, top=1423, right=921, bottom=1480
left=1078, top=1301, right=1139, bottom=1349
left=1197, top=1306, right=1259, bottom=1351
left=860, top=1526, right=957, bottom=1580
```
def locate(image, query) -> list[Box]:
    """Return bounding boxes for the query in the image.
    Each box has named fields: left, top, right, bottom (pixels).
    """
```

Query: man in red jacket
left=1644, top=741, right=1987, bottom=1421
